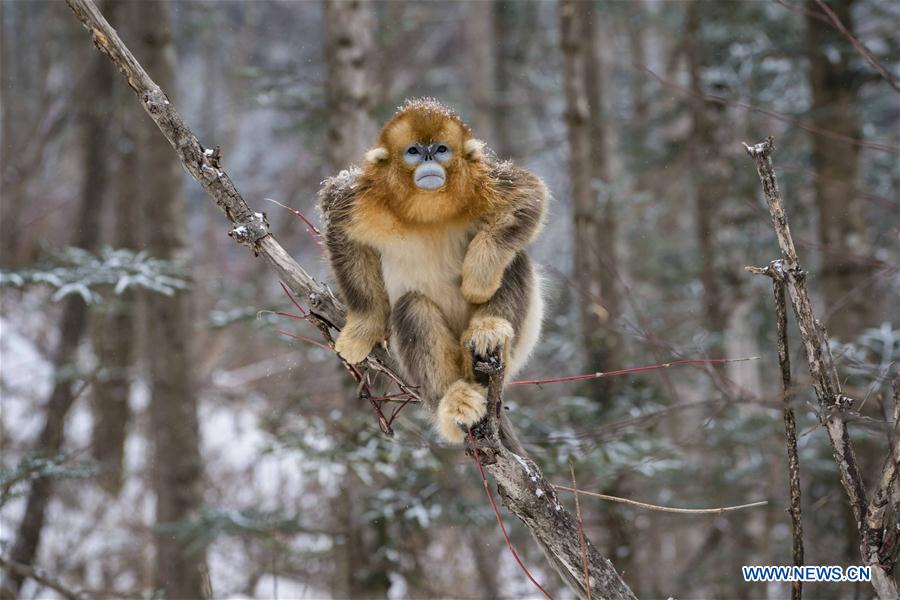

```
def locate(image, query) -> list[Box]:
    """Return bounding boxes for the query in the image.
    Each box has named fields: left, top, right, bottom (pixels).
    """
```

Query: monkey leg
left=461, top=252, right=537, bottom=381
left=391, top=292, right=487, bottom=443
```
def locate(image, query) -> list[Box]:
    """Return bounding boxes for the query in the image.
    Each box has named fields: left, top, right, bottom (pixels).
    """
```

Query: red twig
left=266, top=198, right=324, bottom=249
left=275, top=329, right=334, bottom=352
left=510, top=357, right=758, bottom=386
left=466, top=427, right=554, bottom=600
left=279, top=282, right=308, bottom=316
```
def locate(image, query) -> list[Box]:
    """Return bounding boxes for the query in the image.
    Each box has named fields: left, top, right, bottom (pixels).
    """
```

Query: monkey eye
left=406, top=146, right=419, bottom=155
left=436, top=145, right=448, bottom=154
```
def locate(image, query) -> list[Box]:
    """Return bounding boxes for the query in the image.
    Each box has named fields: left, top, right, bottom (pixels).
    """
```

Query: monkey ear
left=463, top=139, right=485, bottom=160
left=364, top=147, right=389, bottom=164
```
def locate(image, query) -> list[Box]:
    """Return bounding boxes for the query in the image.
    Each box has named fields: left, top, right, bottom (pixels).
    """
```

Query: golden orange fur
left=319, top=98, right=548, bottom=443
left=352, top=99, right=501, bottom=236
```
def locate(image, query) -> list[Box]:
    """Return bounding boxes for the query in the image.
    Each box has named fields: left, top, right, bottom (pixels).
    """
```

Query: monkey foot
left=436, top=380, right=487, bottom=443
left=334, top=330, right=376, bottom=364
left=462, top=316, right=514, bottom=358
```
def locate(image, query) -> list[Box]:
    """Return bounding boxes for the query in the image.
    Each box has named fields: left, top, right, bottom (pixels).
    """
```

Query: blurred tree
left=686, top=1, right=728, bottom=354
left=5, top=1, right=114, bottom=591
left=493, top=1, right=535, bottom=161
left=805, top=0, right=875, bottom=340
left=0, top=2, right=68, bottom=265
left=322, top=1, right=388, bottom=596
left=464, top=0, right=497, bottom=148
left=90, top=0, right=140, bottom=495
left=560, top=0, right=621, bottom=378
left=130, top=0, right=208, bottom=597
left=324, top=0, right=377, bottom=169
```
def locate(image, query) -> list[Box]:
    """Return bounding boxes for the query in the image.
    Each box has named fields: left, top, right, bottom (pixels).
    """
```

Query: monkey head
left=362, top=98, right=488, bottom=225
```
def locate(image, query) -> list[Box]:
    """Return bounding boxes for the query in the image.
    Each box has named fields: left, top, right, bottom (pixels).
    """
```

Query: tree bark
left=323, top=1, right=385, bottom=596
left=560, top=0, right=620, bottom=379
left=686, top=4, right=727, bottom=348
left=90, top=0, right=139, bottom=496
left=129, top=1, right=208, bottom=597
left=464, top=0, right=497, bottom=148
left=804, top=0, right=874, bottom=341
left=62, top=3, right=637, bottom=597
left=492, top=1, right=532, bottom=161
left=5, top=6, right=113, bottom=590
left=323, top=0, right=376, bottom=169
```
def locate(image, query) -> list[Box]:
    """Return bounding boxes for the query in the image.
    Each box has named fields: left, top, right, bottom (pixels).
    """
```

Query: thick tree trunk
left=129, top=1, right=208, bottom=597
left=464, top=0, right=498, bottom=148
left=5, top=9, right=113, bottom=591
left=323, top=1, right=384, bottom=596
left=686, top=3, right=728, bottom=349
left=560, top=0, right=620, bottom=378
left=323, top=0, right=376, bottom=169
left=805, top=0, right=873, bottom=341
left=90, top=0, right=139, bottom=495
left=493, top=1, right=532, bottom=161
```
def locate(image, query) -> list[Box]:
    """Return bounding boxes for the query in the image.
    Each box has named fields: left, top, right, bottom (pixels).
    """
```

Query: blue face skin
left=403, top=142, right=452, bottom=190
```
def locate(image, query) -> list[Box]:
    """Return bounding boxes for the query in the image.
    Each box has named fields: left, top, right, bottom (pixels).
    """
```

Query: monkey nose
left=414, top=163, right=446, bottom=190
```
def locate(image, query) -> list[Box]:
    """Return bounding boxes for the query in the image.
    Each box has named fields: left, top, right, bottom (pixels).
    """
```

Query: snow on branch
left=0, top=247, right=189, bottom=303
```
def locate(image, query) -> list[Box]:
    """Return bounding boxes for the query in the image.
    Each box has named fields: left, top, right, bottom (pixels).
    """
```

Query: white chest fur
left=378, top=225, right=474, bottom=336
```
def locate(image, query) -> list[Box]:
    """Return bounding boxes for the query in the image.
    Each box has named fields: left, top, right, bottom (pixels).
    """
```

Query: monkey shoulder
left=318, top=167, right=399, bottom=247
left=482, top=159, right=549, bottom=235
left=318, top=166, right=367, bottom=226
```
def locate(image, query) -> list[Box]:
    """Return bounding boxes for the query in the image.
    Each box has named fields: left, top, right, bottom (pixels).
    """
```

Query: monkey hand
left=333, top=312, right=385, bottom=364
left=462, top=316, right=514, bottom=358
left=436, top=380, right=487, bottom=443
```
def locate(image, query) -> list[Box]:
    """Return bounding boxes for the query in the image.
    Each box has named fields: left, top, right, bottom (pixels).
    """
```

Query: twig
left=812, top=0, right=900, bottom=93
left=570, top=463, right=592, bottom=600
left=773, top=271, right=805, bottom=600
left=264, top=198, right=324, bottom=249
left=511, top=357, right=758, bottom=386
left=553, top=486, right=768, bottom=515
left=637, top=63, right=899, bottom=155
left=750, top=260, right=806, bottom=600
left=744, top=137, right=898, bottom=600
left=0, top=556, right=82, bottom=600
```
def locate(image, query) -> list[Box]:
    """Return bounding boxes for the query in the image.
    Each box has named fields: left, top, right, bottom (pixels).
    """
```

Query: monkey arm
left=320, top=170, right=391, bottom=364
left=461, top=163, right=548, bottom=304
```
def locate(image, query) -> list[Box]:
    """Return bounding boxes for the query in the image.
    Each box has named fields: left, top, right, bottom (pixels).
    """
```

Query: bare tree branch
left=553, top=486, right=768, bottom=515
left=812, top=0, right=900, bottom=93
left=748, top=261, right=805, bottom=600
left=0, top=556, right=83, bottom=600
left=62, top=1, right=636, bottom=597
left=745, top=137, right=898, bottom=600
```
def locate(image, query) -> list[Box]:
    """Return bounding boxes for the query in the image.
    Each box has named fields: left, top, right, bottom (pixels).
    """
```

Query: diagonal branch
left=62, top=1, right=636, bottom=597
left=745, top=137, right=898, bottom=600
left=812, top=0, right=900, bottom=93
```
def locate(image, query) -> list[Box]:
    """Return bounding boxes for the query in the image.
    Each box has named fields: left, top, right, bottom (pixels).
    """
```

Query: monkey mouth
left=415, top=174, right=445, bottom=190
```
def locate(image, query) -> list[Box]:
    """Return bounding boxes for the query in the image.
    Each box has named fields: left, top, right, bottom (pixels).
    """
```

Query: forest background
left=0, top=0, right=898, bottom=598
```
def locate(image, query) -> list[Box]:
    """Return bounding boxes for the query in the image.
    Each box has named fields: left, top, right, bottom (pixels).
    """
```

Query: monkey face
left=362, top=99, right=488, bottom=225
left=403, top=142, right=452, bottom=190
